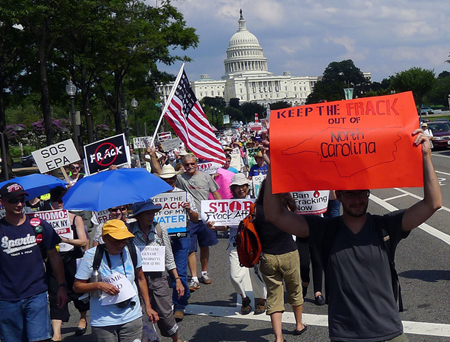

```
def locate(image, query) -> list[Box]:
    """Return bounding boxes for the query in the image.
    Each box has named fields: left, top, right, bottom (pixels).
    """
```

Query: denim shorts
left=189, top=220, right=218, bottom=252
left=0, top=291, right=51, bottom=342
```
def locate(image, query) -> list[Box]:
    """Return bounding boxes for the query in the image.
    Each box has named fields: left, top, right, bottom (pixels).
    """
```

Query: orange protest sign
left=270, top=92, right=423, bottom=193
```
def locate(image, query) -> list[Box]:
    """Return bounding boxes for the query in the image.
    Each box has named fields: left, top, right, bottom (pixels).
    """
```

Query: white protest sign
left=291, top=190, right=330, bottom=215
left=157, top=132, right=172, bottom=141
left=151, top=192, right=187, bottom=234
left=100, top=272, right=136, bottom=306
left=133, top=136, right=153, bottom=149
left=138, top=246, right=166, bottom=272
left=252, top=174, right=266, bottom=198
left=229, top=149, right=241, bottom=170
left=196, top=162, right=222, bottom=174
left=27, top=210, right=73, bottom=252
left=32, top=139, right=80, bottom=173
left=160, top=137, right=181, bottom=152
left=201, top=199, right=255, bottom=226
left=94, top=210, right=111, bottom=225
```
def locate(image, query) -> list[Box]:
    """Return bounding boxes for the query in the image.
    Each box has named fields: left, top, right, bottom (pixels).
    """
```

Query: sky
left=157, top=0, right=450, bottom=83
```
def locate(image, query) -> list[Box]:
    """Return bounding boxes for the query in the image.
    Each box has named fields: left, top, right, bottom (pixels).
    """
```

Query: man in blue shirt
left=0, top=182, right=68, bottom=342
left=248, top=150, right=268, bottom=179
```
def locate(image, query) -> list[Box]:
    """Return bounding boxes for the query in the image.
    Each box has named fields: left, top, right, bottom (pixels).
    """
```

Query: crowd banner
left=160, top=137, right=181, bottom=152
left=27, top=210, right=73, bottom=252
left=32, top=139, right=80, bottom=178
left=270, top=92, right=423, bottom=193
left=133, top=136, right=153, bottom=149
left=196, top=161, right=221, bottom=175
left=201, top=199, right=256, bottom=226
left=84, top=134, right=129, bottom=174
left=291, top=190, right=330, bottom=215
left=252, top=174, right=266, bottom=198
left=151, top=191, right=187, bottom=236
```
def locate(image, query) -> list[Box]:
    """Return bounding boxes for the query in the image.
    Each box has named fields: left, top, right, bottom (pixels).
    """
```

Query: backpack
left=235, top=203, right=262, bottom=268
left=93, top=242, right=140, bottom=291
left=321, top=215, right=404, bottom=311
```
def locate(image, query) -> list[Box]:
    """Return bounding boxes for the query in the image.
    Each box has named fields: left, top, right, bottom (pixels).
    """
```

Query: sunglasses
left=70, top=166, right=80, bottom=170
left=109, top=207, right=128, bottom=212
left=8, top=197, right=26, bottom=204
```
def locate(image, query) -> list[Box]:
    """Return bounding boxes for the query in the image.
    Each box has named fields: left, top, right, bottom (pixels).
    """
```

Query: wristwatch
left=59, top=282, right=68, bottom=288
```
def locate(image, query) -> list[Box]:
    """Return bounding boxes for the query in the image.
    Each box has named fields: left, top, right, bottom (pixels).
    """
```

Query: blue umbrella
left=62, top=168, right=172, bottom=211
left=0, top=173, right=67, bottom=199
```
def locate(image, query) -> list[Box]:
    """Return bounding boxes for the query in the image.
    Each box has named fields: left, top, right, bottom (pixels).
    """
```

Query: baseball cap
left=102, top=219, right=135, bottom=239
left=0, top=182, right=29, bottom=200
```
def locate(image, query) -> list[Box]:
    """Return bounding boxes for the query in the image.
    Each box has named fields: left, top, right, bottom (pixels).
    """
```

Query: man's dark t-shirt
left=305, top=210, right=408, bottom=342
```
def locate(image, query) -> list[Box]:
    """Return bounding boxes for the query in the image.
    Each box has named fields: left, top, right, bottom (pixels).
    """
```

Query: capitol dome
left=223, top=10, right=270, bottom=79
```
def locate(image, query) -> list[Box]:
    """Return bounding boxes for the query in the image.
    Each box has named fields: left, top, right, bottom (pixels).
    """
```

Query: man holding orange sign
left=262, top=93, right=442, bottom=342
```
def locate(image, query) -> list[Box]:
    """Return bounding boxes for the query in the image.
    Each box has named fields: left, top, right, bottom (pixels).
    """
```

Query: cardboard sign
left=94, top=210, right=111, bottom=225
left=27, top=210, right=73, bottom=252
left=133, top=136, right=153, bottom=149
left=252, top=174, right=266, bottom=198
left=201, top=199, right=255, bottom=226
left=157, top=132, right=172, bottom=141
left=270, top=92, right=423, bottom=193
left=160, top=137, right=181, bottom=152
left=230, top=153, right=241, bottom=171
left=84, top=134, right=129, bottom=174
left=151, top=192, right=187, bottom=234
left=138, top=246, right=166, bottom=272
left=196, top=162, right=222, bottom=174
left=292, top=190, right=330, bottom=215
left=32, top=139, right=80, bottom=173
left=101, top=272, right=136, bottom=306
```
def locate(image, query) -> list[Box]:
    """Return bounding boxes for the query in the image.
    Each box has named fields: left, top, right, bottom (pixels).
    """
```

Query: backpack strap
left=126, top=241, right=141, bottom=293
left=372, top=215, right=403, bottom=312
left=153, top=222, right=163, bottom=245
left=93, top=244, right=106, bottom=271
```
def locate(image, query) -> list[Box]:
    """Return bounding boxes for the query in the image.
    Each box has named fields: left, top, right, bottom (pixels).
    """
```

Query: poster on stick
left=270, top=92, right=423, bottom=193
left=133, top=136, right=153, bottom=149
left=291, top=190, right=330, bottom=215
left=32, top=139, right=80, bottom=173
left=151, top=192, right=187, bottom=235
left=84, top=134, right=129, bottom=174
left=201, top=199, right=255, bottom=226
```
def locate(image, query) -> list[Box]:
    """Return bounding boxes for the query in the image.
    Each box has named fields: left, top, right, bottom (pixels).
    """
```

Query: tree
left=425, top=74, right=450, bottom=109
left=270, top=101, right=291, bottom=110
left=240, top=102, right=266, bottom=121
left=390, top=67, right=435, bottom=114
left=229, top=98, right=240, bottom=108
left=306, top=59, right=368, bottom=104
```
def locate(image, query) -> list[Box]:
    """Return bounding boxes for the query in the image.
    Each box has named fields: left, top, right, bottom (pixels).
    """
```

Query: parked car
left=427, top=122, right=450, bottom=149
left=421, top=105, right=434, bottom=115
left=433, top=119, right=449, bottom=123
left=21, top=154, right=35, bottom=167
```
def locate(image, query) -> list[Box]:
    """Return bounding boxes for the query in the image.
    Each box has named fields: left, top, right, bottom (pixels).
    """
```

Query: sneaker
left=254, top=303, right=266, bottom=315
left=173, top=311, right=184, bottom=322
left=199, top=273, right=212, bottom=284
left=241, top=297, right=252, bottom=315
left=189, top=280, right=200, bottom=292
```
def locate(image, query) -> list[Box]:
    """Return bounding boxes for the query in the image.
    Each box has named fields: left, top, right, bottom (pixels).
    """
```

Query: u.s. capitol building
left=158, top=11, right=370, bottom=106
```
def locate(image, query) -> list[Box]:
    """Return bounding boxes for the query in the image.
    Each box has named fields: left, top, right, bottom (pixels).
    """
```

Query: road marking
left=370, top=194, right=450, bottom=246
left=185, top=304, right=450, bottom=337
left=384, top=193, right=409, bottom=201
left=432, top=153, right=450, bottom=159
left=387, top=188, right=450, bottom=213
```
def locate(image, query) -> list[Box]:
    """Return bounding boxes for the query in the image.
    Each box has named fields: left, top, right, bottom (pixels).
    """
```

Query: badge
left=36, top=234, right=43, bottom=244
left=30, top=218, right=41, bottom=227
left=34, top=225, right=43, bottom=234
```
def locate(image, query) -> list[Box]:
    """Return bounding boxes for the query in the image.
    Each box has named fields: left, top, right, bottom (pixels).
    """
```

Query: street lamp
left=65, top=80, right=79, bottom=151
left=131, top=98, right=139, bottom=137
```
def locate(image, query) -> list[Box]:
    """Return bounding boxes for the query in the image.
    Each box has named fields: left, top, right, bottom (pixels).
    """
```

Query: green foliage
left=229, top=98, right=240, bottom=108
left=390, top=67, right=435, bottom=109
left=240, top=102, right=266, bottom=121
left=425, top=74, right=450, bottom=108
left=270, top=101, right=291, bottom=110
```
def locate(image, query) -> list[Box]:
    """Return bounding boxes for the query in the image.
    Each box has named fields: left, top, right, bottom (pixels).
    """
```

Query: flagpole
left=150, top=63, right=185, bottom=147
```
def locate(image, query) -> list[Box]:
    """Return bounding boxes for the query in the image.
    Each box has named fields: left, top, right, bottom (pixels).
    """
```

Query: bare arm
left=168, top=268, right=185, bottom=299
left=262, top=141, right=310, bottom=238
left=62, top=214, right=89, bottom=250
left=136, top=267, right=159, bottom=322
left=47, top=249, right=69, bottom=308
left=402, top=129, right=442, bottom=231
left=144, top=147, right=162, bottom=175
left=211, top=190, right=222, bottom=200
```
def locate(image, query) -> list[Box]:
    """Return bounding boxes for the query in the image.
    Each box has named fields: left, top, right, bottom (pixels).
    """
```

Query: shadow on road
left=190, top=321, right=273, bottom=342
left=400, top=269, right=450, bottom=282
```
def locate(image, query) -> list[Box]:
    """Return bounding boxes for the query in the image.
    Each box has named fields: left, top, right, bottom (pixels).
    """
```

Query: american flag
left=163, top=67, right=226, bottom=164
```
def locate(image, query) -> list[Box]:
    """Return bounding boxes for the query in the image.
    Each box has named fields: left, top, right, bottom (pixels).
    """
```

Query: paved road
left=61, top=150, right=450, bottom=341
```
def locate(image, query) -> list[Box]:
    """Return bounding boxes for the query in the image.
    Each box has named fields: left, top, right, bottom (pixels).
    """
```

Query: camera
left=116, top=299, right=136, bottom=309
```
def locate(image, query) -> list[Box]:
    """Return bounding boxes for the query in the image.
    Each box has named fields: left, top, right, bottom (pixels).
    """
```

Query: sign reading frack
left=84, top=134, right=129, bottom=174
left=32, top=139, right=80, bottom=173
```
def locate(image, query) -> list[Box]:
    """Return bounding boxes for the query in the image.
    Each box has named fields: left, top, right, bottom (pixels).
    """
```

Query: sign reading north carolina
left=270, top=92, right=423, bottom=193
left=84, top=134, right=129, bottom=174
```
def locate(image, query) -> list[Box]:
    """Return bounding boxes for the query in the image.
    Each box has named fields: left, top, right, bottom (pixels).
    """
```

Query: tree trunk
left=114, top=72, right=123, bottom=134
left=81, top=67, right=94, bottom=143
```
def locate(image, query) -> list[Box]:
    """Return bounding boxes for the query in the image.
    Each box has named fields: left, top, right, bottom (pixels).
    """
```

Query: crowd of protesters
left=0, top=123, right=441, bottom=342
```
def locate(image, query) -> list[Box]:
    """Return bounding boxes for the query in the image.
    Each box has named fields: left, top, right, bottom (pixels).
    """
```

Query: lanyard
left=104, top=249, right=127, bottom=276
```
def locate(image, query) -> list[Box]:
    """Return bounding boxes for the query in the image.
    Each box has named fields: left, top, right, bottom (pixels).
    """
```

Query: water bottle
left=146, top=323, right=160, bottom=342
left=90, top=269, right=102, bottom=298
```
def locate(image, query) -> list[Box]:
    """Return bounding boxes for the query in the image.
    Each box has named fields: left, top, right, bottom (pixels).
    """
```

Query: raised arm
left=402, top=129, right=442, bottom=231
left=262, top=141, right=310, bottom=238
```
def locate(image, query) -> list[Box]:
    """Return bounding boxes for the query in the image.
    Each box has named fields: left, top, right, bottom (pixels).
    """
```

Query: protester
left=67, top=162, right=85, bottom=187
left=25, top=196, right=52, bottom=212
left=262, top=129, right=442, bottom=342
left=159, top=164, right=199, bottom=322
left=74, top=219, right=158, bottom=342
left=129, top=146, right=140, bottom=168
left=207, top=173, right=266, bottom=315
left=176, top=154, right=222, bottom=291
left=0, top=182, right=68, bottom=342
left=47, top=186, right=90, bottom=339
left=248, top=150, right=268, bottom=179
left=253, top=180, right=306, bottom=342
left=93, top=205, right=129, bottom=246
left=421, top=122, right=434, bottom=149
left=130, top=199, right=183, bottom=342
left=223, top=154, right=239, bottom=174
